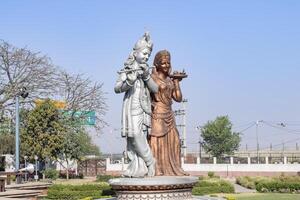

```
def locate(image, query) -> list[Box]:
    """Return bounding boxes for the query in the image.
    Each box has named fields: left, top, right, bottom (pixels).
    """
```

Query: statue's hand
left=140, top=64, right=150, bottom=80
left=120, top=72, right=127, bottom=82
left=172, top=77, right=183, bottom=82
left=126, top=72, right=137, bottom=85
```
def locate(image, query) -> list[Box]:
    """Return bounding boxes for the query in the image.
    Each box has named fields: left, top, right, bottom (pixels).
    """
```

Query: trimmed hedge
left=47, top=183, right=115, bottom=200
left=47, top=190, right=103, bottom=200
left=49, top=183, right=111, bottom=191
left=256, top=181, right=300, bottom=193
left=236, top=175, right=300, bottom=193
left=193, top=178, right=235, bottom=195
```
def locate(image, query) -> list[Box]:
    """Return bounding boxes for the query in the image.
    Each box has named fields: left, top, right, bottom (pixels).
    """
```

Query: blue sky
left=1, top=0, right=300, bottom=153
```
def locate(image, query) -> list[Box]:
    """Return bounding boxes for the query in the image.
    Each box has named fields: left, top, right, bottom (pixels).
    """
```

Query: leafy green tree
left=57, top=117, right=100, bottom=179
left=0, top=109, right=30, bottom=155
left=0, top=133, right=15, bottom=154
left=77, top=130, right=100, bottom=156
left=200, top=116, right=241, bottom=158
left=21, top=99, right=65, bottom=161
left=21, top=99, right=101, bottom=179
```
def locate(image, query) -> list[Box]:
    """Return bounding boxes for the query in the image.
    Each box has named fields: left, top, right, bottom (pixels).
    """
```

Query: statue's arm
left=172, top=79, right=182, bottom=102
left=114, top=72, right=135, bottom=93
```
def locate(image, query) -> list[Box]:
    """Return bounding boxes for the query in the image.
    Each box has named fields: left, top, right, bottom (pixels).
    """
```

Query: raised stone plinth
left=109, top=176, right=198, bottom=200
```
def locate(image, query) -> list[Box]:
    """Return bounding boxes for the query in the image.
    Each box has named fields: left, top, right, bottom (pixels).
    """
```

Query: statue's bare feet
left=146, top=160, right=156, bottom=177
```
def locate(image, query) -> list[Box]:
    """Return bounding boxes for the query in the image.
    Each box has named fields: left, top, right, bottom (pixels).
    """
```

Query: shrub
left=225, top=195, right=236, bottom=200
left=208, top=171, right=215, bottom=178
left=78, top=173, right=84, bottom=179
left=276, top=174, right=300, bottom=183
left=43, top=168, right=59, bottom=180
left=47, top=183, right=115, bottom=199
left=49, top=183, right=110, bottom=191
left=193, top=179, right=234, bottom=195
left=236, top=176, right=270, bottom=190
left=236, top=175, right=300, bottom=193
left=192, top=186, right=220, bottom=195
left=256, top=180, right=300, bottom=193
left=80, top=197, right=93, bottom=200
left=47, top=190, right=102, bottom=200
left=236, top=176, right=255, bottom=189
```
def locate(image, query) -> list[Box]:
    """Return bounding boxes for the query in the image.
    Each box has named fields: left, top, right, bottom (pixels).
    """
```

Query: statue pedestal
left=109, top=176, right=198, bottom=200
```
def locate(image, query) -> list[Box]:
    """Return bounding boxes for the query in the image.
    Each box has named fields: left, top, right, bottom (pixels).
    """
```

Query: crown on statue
left=133, top=32, right=153, bottom=51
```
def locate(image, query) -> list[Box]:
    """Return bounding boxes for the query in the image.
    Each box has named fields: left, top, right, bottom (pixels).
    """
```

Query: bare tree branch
left=56, top=71, right=108, bottom=133
left=0, top=40, right=58, bottom=118
left=0, top=40, right=107, bottom=134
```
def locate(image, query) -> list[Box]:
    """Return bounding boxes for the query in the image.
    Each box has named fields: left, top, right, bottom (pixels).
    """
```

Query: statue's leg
left=131, top=115, right=155, bottom=176
left=123, top=136, right=148, bottom=177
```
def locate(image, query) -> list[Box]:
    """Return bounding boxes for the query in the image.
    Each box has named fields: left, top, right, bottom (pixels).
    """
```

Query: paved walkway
left=0, top=181, right=51, bottom=199
left=0, top=188, right=41, bottom=199
left=233, top=183, right=256, bottom=193
left=6, top=181, right=52, bottom=189
left=224, top=178, right=256, bottom=194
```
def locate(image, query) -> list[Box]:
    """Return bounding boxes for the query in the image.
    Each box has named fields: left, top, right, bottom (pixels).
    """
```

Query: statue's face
left=158, top=56, right=170, bottom=75
left=135, top=48, right=151, bottom=64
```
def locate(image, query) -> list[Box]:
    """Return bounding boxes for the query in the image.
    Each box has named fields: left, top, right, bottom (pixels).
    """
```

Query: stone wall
left=105, top=157, right=300, bottom=177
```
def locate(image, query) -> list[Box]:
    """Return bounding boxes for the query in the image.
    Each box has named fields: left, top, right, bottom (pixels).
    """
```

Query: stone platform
left=109, top=176, right=198, bottom=200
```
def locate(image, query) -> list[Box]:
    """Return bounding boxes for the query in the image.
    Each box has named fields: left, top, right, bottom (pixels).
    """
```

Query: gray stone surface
left=114, top=32, right=156, bottom=178
left=100, top=197, right=224, bottom=200
left=109, top=176, right=198, bottom=200
left=233, top=183, right=256, bottom=193
left=109, top=176, right=198, bottom=186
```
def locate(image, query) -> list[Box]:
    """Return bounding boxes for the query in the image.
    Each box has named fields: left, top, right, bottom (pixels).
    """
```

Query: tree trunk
left=66, top=160, right=69, bottom=180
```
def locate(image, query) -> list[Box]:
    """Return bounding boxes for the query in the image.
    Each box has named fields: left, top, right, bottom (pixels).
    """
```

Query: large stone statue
left=110, top=44, right=197, bottom=200
left=114, top=32, right=157, bottom=177
left=148, top=50, right=188, bottom=176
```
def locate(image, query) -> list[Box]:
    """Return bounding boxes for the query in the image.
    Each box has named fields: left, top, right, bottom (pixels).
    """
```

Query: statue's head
left=153, top=50, right=171, bottom=75
left=133, top=32, right=153, bottom=64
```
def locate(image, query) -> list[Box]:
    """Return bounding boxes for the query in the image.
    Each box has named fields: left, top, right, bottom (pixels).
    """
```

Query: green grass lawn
left=224, top=193, right=300, bottom=200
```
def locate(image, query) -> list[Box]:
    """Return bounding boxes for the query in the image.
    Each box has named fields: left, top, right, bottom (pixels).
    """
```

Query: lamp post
left=24, top=156, right=28, bottom=182
left=34, top=155, right=38, bottom=182
left=15, top=87, right=28, bottom=184
left=182, top=99, right=187, bottom=157
left=196, top=126, right=203, bottom=162
left=199, top=141, right=202, bottom=160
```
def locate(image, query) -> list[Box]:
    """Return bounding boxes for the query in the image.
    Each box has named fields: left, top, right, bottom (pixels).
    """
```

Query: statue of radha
left=114, top=32, right=158, bottom=177
left=148, top=50, right=189, bottom=176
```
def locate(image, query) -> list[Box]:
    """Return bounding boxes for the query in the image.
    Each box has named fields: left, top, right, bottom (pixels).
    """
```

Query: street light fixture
left=196, top=126, right=203, bottom=161
left=15, top=87, right=28, bottom=184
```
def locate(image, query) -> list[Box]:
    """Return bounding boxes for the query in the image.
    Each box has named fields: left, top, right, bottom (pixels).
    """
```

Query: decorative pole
left=24, top=156, right=28, bottom=182
left=15, top=87, right=28, bottom=184
left=15, top=96, right=20, bottom=172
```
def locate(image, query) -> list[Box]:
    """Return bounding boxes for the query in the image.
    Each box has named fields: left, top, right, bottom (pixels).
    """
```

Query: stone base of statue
left=108, top=176, right=198, bottom=200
